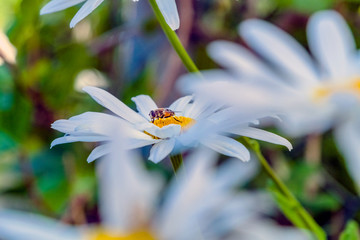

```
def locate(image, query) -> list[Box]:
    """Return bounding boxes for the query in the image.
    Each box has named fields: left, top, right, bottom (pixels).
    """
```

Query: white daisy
left=51, top=86, right=292, bottom=163
left=0, top=131, right=308, bottom=240
left=180, top=11, right=360, bottom=189
left=40, top=0, right=180, bottom=30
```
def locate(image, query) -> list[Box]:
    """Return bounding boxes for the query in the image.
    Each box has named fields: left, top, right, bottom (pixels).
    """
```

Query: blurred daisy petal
left=0, top=32, right=17, bottom=65
left=0, top=210, right=80, bottom=240
left=149, top=139, right=176, bottom=163
left=168, top=95, right=193, bottom=113
left=240, top=19, right=318, bottom=87
left=334, top=117, right=360, bottom=189
left=208, top=40, right=279, bottom=81
left=307, top=10, right=356, bottom=79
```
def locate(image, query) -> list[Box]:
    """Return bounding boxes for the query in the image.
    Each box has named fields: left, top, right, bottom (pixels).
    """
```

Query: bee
left=149, top=108, right=181, bottom=123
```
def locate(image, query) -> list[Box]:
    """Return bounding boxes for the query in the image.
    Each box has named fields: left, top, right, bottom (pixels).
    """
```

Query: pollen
left=313, top=78, right=360, bottom=101
left=152, top=116, right=195, bottom=130
left=144, top=116, right=196, bottom=139
left=89, top=230, right=156, bottom=240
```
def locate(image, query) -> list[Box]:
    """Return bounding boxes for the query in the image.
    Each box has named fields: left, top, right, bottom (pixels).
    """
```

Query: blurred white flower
left=0, top=32, right=16, bottom=65
left=51, top=86, right=291, bottom=163
left=0, top=128, right=308, bottom=240
left=180, top=11, right=360, bottom=189
left=40, top=0, right=180, bottom=30
left=74, top=69, right=108, bottom=92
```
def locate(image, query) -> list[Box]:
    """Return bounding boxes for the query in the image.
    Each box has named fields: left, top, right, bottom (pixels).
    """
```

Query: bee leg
left=173, top=117, right=182, bottom=123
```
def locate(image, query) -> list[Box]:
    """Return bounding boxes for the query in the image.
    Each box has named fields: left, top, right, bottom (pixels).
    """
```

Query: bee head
left=149, top=110, right=156, bottom=119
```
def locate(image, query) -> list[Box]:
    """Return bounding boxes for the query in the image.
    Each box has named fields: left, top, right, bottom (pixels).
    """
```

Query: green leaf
left=275, top=0, right=335, bottom=13
left=340, top=221, right=360, bottom=240
left=0, top=65, right=14, bottom=111
left=0, top=92, right=32, bottom=141
left=0, top=131, right=16, bottom=151
left=31, top=149, right=69, bottom=213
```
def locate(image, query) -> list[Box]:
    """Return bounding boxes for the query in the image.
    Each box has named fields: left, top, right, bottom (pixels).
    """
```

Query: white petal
left=201, top=135, right=250, bottom=161
left=230, top=127, right=293, bottom=151
left=142, top=124, right=181, bottom=139
left=239, top=219, right=311, bottom=240
left=83, top=87, right=145, bottom=123
left=168, top=95, right=193, bottom=113
left=131, top=95, right=158, bottom=121
left=53, top=112, right=127, bottom=137
left=208, top=40, right=281, bottom=82
left=176, top=71, right=211, bottom=95
left=175, top=119, right=217, bottom=149
left=184, top=96, right=222, bottom=120
left=70, top=0, right=104, bottom=28
left=148, top=139, right=176, bottom=163
left=0, top=210, right=81, bottom=240
left=87, top=143, right=111, bottom=163
left=50, top=135, right=109, bottom=148
left=334, top=117, right=360, bottom=191
left=51, top=119, right=78, bottom=133
left=215, top=157, right=260, bottom=189
left=98, top=130, right=163, bottom=232
left=155, top=148, right=216, bottom=239
left=240, top=19, right=318, bottom=87
left=40, top=0, right=85, bottom=15
left=126, top=137, right=160, bottom=149
left=155, top=0, right=180, bottom=30
left=124, top=128, right=161, bottom=149
left=307, top=10, right=356, bottom=79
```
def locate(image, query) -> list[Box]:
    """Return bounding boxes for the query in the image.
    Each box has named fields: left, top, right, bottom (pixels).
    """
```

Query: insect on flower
left=149, top=108, right=182, bottom=123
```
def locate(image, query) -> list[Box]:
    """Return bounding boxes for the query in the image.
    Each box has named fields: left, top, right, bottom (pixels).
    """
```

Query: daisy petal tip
left=283, top=140, right=293, bottom=151
left=242, top=154, right=251, bottom=162
left=39, top=4, right=54, bottom=15
left=169, top=22, right=180, bottom=31
left=39, top=8, right=47, bottom=15
left=287, top=144, right=293, bottom=151
left=50, top=141, right=57, bottom=149
left=70, top=19, right=78, bottom=28
left=147, top=156, right=162, bottom=164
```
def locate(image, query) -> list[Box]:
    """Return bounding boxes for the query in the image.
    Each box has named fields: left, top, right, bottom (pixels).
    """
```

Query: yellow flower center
left=312, top=78, right=360, bottom=101
left=145, top=116, right=196, bottom=139
left=89, top=230, right=156, bottom=240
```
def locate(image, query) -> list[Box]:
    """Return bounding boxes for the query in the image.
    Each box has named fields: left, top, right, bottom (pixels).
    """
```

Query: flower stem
left=148, top=0, right=199, bottom=73
left=170, top=154, right=183, bottom=173
left=243, top=137, right=326, bottom=240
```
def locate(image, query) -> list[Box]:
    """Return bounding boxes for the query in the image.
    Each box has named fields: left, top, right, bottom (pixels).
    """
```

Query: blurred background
left=1, top=0, right=360, bottom=239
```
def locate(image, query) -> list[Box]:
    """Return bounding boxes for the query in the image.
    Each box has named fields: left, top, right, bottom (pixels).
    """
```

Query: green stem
left=148, top=0, right=199, bottom=73
left=170, top=154, right=183, bottom=173
left=243, top=137, right=326, bottom=240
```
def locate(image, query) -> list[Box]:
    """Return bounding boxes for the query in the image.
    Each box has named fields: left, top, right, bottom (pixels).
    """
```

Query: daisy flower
left=51, top=86, right=292, bottom=163
left=40, top=0, right=180, bottom=30
left=180, top=11, right=360, bottom=188
left=0, top=130, right=307, bottom=240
